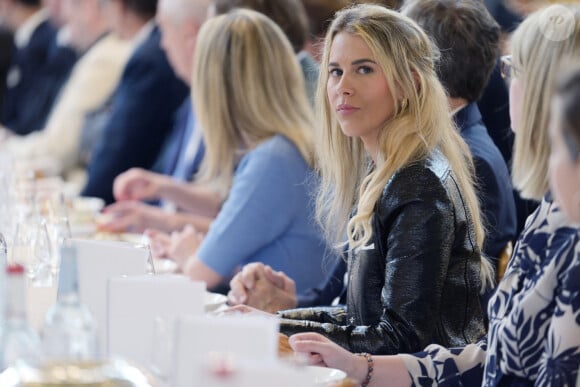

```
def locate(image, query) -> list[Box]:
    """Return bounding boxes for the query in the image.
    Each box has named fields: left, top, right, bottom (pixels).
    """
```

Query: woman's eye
left=329, top=68, right=342, bottom=77
left=357, top=66, right=373, bottom=74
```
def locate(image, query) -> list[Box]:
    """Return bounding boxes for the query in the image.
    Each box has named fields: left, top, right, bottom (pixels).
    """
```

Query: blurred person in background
left=300, top=0, right=348, bottom=63
left=0, top=0, right=132, bottom=187
left=402, top=0, right=517, bottom=283
left=0, top=0, right=77, bottom=136
left=210, top=0, right=318, bottom=104
left=0, top=27, right=12, bottom=111
left=298, top=0, right=400, bottom=64
left=353, top=0, right=401, bottom=9
left=481, top=0, right=540, bottom=237
left=80, top=0, right=188, bottom=204
left=99, top=0, right=322, bottom=234
left=97, top=0, right=220, bottom=234
left=146, top=9, right=331, bottom=294
left=42, top=0, right=65, bottom=27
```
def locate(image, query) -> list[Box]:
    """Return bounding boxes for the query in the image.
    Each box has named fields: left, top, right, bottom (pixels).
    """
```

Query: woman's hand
left=144, top=228, right=172, bottom=259
left=166, top=225, right=204, bottom=269
left=291, top=333, right=412, bottom=387
left=217, top=304, right=276, bottom=318
left=289, top=333, right=368, bottom=383
left=228, top=263, right=298, bottom=313
left=145, top=225, right=204, bottom=269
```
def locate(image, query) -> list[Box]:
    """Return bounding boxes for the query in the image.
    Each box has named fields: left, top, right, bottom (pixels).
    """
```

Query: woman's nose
left=337, top=76, right=354, bottom=96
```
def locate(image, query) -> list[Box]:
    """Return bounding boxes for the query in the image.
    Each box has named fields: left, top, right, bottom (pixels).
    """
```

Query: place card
left=196, top=358, right=315, bottom=387
left=71, top=239, right=149, bottom=352
left=173, top=315, right=279, bottom=387
left=107, top=274, right=205, bottom=366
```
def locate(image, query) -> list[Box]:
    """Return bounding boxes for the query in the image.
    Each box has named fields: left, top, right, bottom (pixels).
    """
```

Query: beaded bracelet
left=355, top=352, right=374, bottom=387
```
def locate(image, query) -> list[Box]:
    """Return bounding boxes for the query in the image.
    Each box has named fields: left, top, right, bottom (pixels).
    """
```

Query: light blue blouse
left=197, top=135, right=329, bottom=292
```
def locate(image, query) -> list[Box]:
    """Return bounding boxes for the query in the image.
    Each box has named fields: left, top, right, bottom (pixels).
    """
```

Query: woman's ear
left=395, top=70, right=420, bottom=101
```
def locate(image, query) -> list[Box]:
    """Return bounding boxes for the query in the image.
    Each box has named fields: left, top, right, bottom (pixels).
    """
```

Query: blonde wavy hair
left=510, top=4, right=580, bottom=200
left=192, top=9, right=315, bottom=196
left=315, top=4, right=493, bottom=288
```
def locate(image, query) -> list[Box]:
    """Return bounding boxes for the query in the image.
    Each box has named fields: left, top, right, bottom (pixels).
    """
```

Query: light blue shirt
left=197, top=135, right=328, bottom=292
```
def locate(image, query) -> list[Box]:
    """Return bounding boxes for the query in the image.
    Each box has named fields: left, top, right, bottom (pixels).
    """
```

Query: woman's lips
left=337, top=104, right=360, bottom=115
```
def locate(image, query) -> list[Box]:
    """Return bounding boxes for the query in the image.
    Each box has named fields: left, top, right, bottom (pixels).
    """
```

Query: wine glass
left=11, top=219, right=52, bottom=284
left=45, top=215, right=71, bottom=276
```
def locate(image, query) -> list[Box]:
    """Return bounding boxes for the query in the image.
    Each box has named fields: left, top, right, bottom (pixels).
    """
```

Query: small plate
left=204, top=292, right=228, bottom=312
left=305, top=366, right=347, bottom=386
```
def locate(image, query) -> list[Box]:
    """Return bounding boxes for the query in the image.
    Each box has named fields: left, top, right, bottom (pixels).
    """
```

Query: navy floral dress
left=401, top=195, right=580, bottom=386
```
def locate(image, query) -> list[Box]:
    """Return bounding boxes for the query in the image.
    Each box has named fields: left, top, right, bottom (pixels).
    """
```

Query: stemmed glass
left=44, top=193, right=72, bottom=275
left=11, top=219, right=53, bottom=284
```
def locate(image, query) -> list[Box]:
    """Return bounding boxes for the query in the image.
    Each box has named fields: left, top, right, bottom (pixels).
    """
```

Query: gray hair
left=157, top=0, right=211, bottom=24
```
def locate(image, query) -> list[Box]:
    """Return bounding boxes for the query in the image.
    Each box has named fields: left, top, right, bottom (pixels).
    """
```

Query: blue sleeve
left=197, top=140, right=308, bottom=277
left=297, top=257, right=347, bottom=307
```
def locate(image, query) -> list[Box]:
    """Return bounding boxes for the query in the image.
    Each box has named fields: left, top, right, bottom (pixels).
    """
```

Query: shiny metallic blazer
left=280, top=149, right=486, bottom=355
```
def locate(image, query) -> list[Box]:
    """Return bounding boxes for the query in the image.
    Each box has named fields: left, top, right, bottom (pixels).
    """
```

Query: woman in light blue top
left=148, top=9, right=329, bottom=293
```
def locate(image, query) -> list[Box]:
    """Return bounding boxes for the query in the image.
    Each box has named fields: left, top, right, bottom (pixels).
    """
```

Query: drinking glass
left=45, top=215, right=71, bottom=275
left=149, top=316, right=175, bottom=386
left=11, top=220, right=52, bottom=282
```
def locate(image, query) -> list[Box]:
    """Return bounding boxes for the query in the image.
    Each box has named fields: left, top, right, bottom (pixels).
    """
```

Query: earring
left=400, top=98, right=409, bottom=112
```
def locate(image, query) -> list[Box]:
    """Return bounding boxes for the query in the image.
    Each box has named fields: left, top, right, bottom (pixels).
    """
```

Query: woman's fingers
left=145, top=229, right=171, bottom=258
left=228, top=276, right=248, bottom=304
left=290, top=332, right=330, bottom=344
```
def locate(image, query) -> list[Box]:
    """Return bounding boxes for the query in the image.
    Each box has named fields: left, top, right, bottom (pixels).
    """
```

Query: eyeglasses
left=500, top=55, right=519, bottom=81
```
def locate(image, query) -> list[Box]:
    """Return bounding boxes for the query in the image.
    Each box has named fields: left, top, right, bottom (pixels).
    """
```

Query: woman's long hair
left=315, top=4, right=493, bottom=289
left=192, top=9, right=315, bottom=196
left=511, top=4, right=580, bottom=200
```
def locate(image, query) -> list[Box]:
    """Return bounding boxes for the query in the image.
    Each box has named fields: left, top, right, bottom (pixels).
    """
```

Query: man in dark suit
left=0, top=27, right=13, bottom=111
left=0, top=0, right=77, bottom=135
left=481, top=1, right=537, bottom=237
left=404, top=0, right=517, bottom=268
left=96, top=0, right=217, bottom=234
left=81, top=0, right=188, bottom=204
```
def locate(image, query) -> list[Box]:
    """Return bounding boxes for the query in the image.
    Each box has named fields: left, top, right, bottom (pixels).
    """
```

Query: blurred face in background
left=43, top=0, right=67, bottom=27
left=101, top=0, right=127, bottom=39
left=157, top=4, right=202, bottom=84
left=62, top=0, right=101, bottom=51
left=0, top=0, right=16, bottom=31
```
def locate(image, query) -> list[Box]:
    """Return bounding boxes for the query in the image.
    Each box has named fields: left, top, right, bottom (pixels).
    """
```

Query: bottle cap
left=6, top=263, right=25, bottom=275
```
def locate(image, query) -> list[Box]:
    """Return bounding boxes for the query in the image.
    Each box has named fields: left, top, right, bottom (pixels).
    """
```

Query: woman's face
left=548, top=97, right=580, bottom=223
left=326, top=32, right=396, bottom=156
